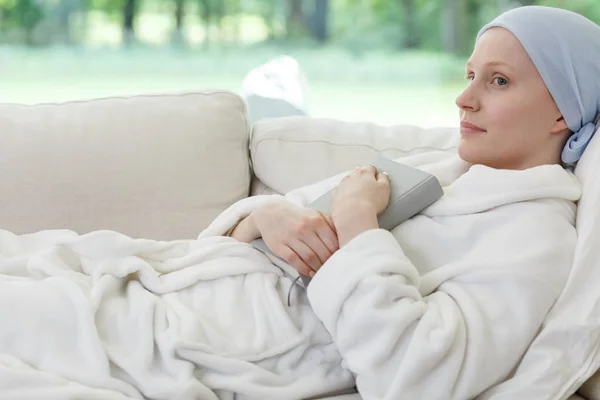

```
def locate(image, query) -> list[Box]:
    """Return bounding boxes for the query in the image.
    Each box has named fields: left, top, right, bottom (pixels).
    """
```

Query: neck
left=503, top=134, right=569, bottom=170
left=513, top=153, right=563, bottom=170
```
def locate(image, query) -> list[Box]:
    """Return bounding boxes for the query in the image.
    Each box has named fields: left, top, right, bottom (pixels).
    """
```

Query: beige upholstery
left=250, top=116, right=459, bottom=194
left=250, top=175, right=280, bottom=196
left=0, top=91, right=251, bottom=240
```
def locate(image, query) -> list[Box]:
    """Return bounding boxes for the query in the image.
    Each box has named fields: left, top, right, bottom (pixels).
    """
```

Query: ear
left=551, top=116, right=569, bottom=134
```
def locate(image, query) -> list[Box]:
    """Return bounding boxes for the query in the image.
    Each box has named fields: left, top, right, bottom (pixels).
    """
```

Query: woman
left=0, top=5, right=598, bottom=400
left=214, top=5, right=599, bottom=399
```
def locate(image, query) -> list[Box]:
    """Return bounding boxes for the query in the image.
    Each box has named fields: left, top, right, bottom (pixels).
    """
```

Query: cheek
left=458, top=100, right=521, bottom=161
left=503, top=87, right=555, bottom=131
left=487, top=93, right=540, bottom=143
left=487, top=98, right=522, bottom=132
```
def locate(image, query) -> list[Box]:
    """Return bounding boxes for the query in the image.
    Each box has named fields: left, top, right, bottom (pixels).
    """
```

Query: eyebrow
left=466, top=60, right=514, bottom=70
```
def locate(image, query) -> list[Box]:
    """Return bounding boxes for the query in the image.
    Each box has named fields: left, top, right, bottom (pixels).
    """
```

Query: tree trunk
left=18, top=0, right=43, bottom=45
left=79, top=0, right=90, bottom=45
left=172, top=0, right=185, bottom=45
left=311, top=0, right=328, bottom=43
left=199, top=0, right=212, bottom=48
left=175, top=0, right=185, bottom=30
left=0, top=8, right=6, bottom=34
left=263, top=3, right=276, bottom=40
left=229, top=0, right=241, bottom=43
left=442, top=0, right=469, bottom=55
left=466, top=0, right=480, bottom=48
left=123, top=0, right=136, bottom=46
left=401, top=0, right=419, bottom=49
left=287, top=0, right=304, bottom=38
left=215, top=0, right=225, bottom=43
left=57, top=0, right=74, bottom=44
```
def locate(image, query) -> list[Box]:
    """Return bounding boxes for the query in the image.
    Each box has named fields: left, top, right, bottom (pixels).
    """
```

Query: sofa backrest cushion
left=0, top=91, right=251, bottom=240
left=249, top=116, right=459, bottom=195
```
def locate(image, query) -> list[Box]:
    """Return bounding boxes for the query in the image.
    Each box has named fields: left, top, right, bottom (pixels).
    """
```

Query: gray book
left=251, top=157, right=444, bottom=288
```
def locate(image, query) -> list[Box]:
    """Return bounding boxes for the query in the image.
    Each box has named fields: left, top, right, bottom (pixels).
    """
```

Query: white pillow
left=250, top=116, right=459, bottom=194
left=479, top=125, right=600, bottom=399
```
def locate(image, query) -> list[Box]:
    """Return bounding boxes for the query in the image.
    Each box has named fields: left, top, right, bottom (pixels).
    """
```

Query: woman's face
left=456, top=27, right=569, bottom=170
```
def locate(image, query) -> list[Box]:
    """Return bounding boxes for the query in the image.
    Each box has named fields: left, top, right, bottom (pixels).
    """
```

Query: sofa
left=0, top=89, right=599, bottom=400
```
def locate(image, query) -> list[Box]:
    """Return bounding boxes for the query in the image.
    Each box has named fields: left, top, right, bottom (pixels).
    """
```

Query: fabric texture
left=0, top=149, right=581, bottom=400
left=0, top=229, right=351, bottom=400
left=476, top=5, right=600, bottom=163
left=0, top=91, right=251, bottom=241
left=250, top=116, right=459, bottom=194
left=478, top=124, right=600, bottom=400
left=204, top=152, right=581, bottom=400
left=304, top=155, right=581, bottom=400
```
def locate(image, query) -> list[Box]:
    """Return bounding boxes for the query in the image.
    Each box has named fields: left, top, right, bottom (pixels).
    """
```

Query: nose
left=455, top=83, right=480, bottom=112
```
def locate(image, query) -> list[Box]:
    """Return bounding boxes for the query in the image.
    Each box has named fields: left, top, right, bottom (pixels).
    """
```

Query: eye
left=493, top=77, right=508, bottom=86
left=465, top=74, right=474, bottom=82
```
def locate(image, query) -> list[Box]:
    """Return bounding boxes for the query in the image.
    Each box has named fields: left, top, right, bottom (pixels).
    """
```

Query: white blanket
left=0, top=232, right=352, bottom=400
left=0, top=153, right=581, bottom=400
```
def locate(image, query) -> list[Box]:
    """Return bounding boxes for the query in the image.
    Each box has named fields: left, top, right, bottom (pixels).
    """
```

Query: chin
left=457, top=143, right=478, bottom=164
left=458, top=144, right=492, bottom=167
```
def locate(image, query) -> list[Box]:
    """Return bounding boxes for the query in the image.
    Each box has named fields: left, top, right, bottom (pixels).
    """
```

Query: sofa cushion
left=250, top=116, right=459, bottom=194
left=250, top=175, right=281, bottom=196
left=0, top=91, right=251, bottom=240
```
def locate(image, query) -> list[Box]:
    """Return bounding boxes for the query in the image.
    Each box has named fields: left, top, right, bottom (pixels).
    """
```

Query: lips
left=460, top=121, right=486, bottom=134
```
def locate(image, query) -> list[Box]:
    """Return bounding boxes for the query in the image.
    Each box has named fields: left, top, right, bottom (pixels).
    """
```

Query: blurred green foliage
left=0, top=0, right=598, bottom=54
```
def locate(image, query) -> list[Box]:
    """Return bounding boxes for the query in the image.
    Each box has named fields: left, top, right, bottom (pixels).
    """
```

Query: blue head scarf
left=476, top=6, right=600, bottom=164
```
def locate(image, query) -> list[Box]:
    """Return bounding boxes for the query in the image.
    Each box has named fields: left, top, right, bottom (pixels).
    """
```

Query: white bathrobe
left=0, top=153, right=581, bottom=400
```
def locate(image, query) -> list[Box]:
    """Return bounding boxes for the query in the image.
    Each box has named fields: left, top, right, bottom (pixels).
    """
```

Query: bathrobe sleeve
left=199, top=152, right=460, bottom=240
left=306, top=219, right=576, bottom=400
left=198, top=170, right=348, bottom=239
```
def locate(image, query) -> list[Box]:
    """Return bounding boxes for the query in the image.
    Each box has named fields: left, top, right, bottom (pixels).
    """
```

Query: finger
left=346, top=167, right=360, bottom=179
left=303, top=229, right=336, bottom=263
left=316, top=212, right=339, bottom=252
left=377, top=171, right=390, bottom=184
left=378, top=173, right=391, bottom=197
left=318, top=211, right=337, bottom=233
left=359, top=165, right=378, bottom=176
left=301, top=213, right=337, bottom=257
left=279, top=245, right=315, bottom=277
left=342, top=166, right=361, bottom=181
left=290, top=239, right=322, bottom=272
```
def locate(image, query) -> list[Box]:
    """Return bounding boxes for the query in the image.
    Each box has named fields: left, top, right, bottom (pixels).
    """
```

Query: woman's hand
left=251, top=201, right=339, bottom=277
left=331, top=165, right=391, bottom=247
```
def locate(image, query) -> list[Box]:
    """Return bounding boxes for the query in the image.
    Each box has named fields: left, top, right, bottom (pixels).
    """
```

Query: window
left=1, top=0, right=597, bottom=127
